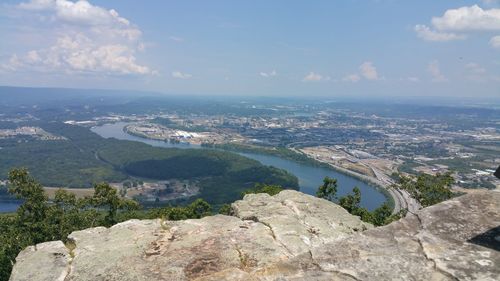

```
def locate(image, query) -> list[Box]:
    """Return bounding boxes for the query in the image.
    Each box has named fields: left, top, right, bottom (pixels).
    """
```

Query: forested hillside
left=0, top=123, right=298, bottom=204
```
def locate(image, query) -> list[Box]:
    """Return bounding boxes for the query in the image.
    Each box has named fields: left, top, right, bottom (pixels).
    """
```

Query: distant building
left=349, top=150, right=376, bottom=159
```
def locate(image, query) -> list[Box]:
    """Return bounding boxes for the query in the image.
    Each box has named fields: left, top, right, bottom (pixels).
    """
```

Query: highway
left=289, top=147, right=421, bottom=214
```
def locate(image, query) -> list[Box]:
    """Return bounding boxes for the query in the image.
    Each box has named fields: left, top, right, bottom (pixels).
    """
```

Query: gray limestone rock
left=257, top=190, right=500, bottom=281
left=231, top=190, right=373, bottom=256
left=9, top=241, right=71, bottom=281
left=9, top=190, right=500, bottom=281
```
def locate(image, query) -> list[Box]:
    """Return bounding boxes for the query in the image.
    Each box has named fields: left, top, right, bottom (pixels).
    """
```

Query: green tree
left=188, top=198, right=212, bottom=218
left=0, top=214, right=28, bottom=281
left=398, top=172, right=454, bottom=207
left=51, top=189, right=100, bottom=238
left=89, top=183, right=139, bottom=226
left=338, top=186, right=361, bottom=213
left=372, top=202, right=393, bottom=226
left=148, top=199, right=212, bottom=221
left=334, top=172, right=453, bottom=227
left=338, top=186, right=404, bottom=227
left=8, top=168, right=48, bottom=224
left=351, top=207, right=374, bottom=224
left=218, top=204, right=232, bottom=215
left=0, top=169, right=158, bottom=279
left=242, top=183, right=284, bottom=197
left=316, top=177, right=338, bottom=201
left=1, top=169, right=54, bottom=280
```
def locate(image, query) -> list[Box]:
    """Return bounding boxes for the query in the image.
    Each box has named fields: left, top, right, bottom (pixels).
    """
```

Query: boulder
left=9, top=190, right=500, bottom=281
left=231, top=190, right=372, bottom=256
left=257, top=190, right=500, bottom=280
left=9, top=241, right=70, bottom=281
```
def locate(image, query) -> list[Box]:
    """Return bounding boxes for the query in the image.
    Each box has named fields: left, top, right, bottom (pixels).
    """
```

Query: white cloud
left=407, top=77, right=420, bottom=82
left=341, top=61, right=379, bottom=82
left=414, top=25, right=466, bottom=41
left=260, top=70, right=277, bottom=78
left=303, top=72, right=323, bottom=82
left=342, top=74, right=360, bottom=83
left=490, top=35, right=500, bottom=48
left=2, top=55, right=22, bottom=72
left=4, top=34, right=151, bottom=74
left=3, top=0, right=152, bottom=75
left=19, top=0, right=133, bottom=27
left=432, top=5, right=500, bottom=31
left=415, top=5, right=500, bottom=43
left=465, top=62, right=487, bottom=74
left=359, top=61, right=379, bottom=80
left=464, top=62, right=491, bottom=82
left=169, top=36, right=184, bottom=42
left=428, top=61, right=447, bottom=82
left=26, top=50, right=42, bottom=64
left=172, top=71, right=192, bottom=79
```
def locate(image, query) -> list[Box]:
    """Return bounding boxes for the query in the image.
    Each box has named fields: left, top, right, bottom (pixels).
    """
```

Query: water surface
left=92, top=122, right=387, bottom=210
left=0, top=201, right=21, bottom=213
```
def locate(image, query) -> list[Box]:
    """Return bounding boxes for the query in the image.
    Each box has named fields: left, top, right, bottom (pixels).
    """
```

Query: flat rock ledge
left=9, top=190, right=500, bottom=281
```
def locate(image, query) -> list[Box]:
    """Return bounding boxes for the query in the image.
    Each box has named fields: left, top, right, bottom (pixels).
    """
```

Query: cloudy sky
left=1, top=0, right=499, bottom=97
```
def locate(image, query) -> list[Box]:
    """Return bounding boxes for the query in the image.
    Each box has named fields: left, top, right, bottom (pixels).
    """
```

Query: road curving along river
left=91, top=122, right=388, bottom=211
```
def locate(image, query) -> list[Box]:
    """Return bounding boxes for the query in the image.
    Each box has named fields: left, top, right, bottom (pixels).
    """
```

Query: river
left=91, top=122, right=387, bottom=210
left=0, top=201, right=21, bottom=213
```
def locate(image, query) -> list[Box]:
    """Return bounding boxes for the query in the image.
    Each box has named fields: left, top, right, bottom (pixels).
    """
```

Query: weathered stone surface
left=231, top=190, right=373, bottom=256
left=9, top=241, right=70, bottom=281
left=10, top=191, right=366, bottom=281
left=257, top=190, right=500, bottom=281
left=9, top=190, right=500, bottom=281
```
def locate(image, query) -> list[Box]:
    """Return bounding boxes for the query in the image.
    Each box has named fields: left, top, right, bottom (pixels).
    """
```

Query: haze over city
left=1, top=0, right=500, bottom=98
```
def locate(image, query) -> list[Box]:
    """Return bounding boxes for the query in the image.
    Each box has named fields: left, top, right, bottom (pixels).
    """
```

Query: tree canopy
left=242, top=183, right=284, bottom=197
left=316, top=177, right=338, bottom=201
left=336, top=186, right=403, bottom=227
left=330, top=172, right=455, bottom=227
left=396, top=172, right=454, bottom=207
left=0, top=168, right=213, bottom=280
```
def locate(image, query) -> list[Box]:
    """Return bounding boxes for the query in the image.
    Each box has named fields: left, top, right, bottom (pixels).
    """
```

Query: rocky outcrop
left=9, top=241, right=70, bottom=281
left=231, top=190, right=372, bottom=257
left=9, top=190, right=500, bottom=281
left=259, top=190, right=500, bottom=280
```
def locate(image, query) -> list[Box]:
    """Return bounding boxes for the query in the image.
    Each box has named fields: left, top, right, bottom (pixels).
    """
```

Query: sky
left=0, top=0, right=500, bottom=98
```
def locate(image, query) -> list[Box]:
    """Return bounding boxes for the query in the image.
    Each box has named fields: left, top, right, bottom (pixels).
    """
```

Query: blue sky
left=1, top=0, right=499, bottom=98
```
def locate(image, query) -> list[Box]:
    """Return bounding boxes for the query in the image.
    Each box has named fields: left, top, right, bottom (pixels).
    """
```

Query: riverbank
left=117, top=125, right=390, bottom=197
left=210, top=143, right=332, bottom=168
left=296, top=151, right=401, bottom=211
left=297, top=153, right=419, bottom=214
left=91, top=122, right=388, bottom=211
left=213, top=143, right=398, bottom=211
